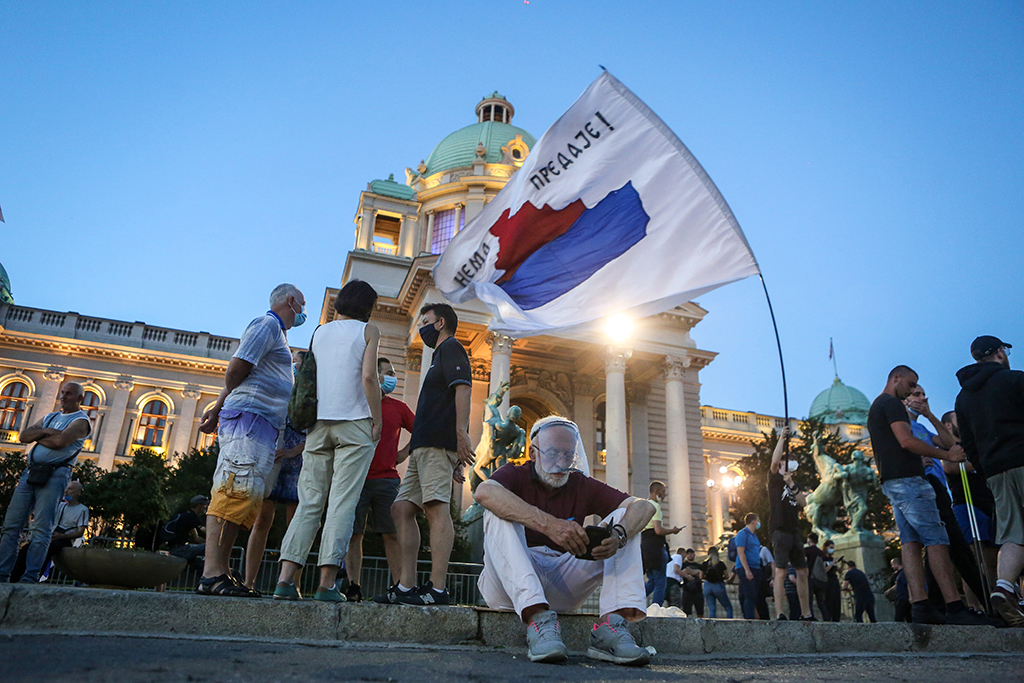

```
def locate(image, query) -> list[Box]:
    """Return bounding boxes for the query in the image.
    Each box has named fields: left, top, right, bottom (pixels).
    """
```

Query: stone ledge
left=1, top=584, right=1021, bottom=655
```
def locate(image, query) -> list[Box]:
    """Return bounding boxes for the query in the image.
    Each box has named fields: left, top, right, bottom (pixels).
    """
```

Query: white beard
left=537, top=467, right=570, bottom=489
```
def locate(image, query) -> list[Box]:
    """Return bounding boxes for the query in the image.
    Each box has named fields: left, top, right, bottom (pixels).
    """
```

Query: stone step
left=2, top=584, right=1021, bottom=656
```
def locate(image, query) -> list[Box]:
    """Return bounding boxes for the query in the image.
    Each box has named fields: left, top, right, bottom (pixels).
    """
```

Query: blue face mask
left=381, top=375, right=398, bottom=394
left=63, top=495, right=73, bottom=503
left=756, top=521, right=761, bottom=530
left=290, top=299, right=307, bottom=327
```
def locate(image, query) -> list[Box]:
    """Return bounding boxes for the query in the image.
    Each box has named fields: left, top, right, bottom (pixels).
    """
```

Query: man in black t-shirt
left=164, top=496, right=208, bottom=572
left=868, top=365, right=989, bottom=626
left=388, top=303, right=474, bottom=607
left=676, top=548, right=705, bottom=617
left=767, top=426, right=813, bottom=620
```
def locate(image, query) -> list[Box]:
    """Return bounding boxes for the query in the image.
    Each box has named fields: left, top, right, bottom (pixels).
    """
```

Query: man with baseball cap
left=955, top=335, right=1024, bottom=626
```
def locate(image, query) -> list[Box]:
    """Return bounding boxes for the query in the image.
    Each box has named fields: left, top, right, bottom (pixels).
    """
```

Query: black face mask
left=419, top=321, right=441, bottom=349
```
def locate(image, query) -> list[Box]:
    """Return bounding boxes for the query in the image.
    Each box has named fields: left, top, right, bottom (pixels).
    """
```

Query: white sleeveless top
left=312, top=319, right=371, bottom=421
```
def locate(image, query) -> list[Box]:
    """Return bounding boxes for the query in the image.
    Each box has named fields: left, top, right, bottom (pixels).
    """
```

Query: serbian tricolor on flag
left=434, top=71, right=760, bottom=336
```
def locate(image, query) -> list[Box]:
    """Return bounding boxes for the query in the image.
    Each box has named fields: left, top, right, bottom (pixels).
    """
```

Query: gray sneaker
left=587, top=614, right=650, bottom=666
left=526, top=610, right=568, bottom=663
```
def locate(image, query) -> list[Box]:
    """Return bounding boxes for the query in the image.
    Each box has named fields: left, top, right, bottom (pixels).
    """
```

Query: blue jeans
left=0, top=466, right=72, bottom=582
left=703, top=581, right=733, bottom=618
left=645, top=567, right=667, bottom=606
left=737, top=566, right=762, bottom=619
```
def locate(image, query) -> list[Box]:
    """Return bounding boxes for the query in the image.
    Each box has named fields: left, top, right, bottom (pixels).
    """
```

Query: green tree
left=728, top=418, right=894, bottom=544
left=86, top=449, right=169, bottom=539
left=164, top=445, right=218, bottom=515
left=0, top=450, right=28, bottom=512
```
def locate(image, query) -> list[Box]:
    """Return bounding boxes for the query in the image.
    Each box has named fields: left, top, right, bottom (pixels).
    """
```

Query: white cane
left=960, top=463, right=993, bottom=614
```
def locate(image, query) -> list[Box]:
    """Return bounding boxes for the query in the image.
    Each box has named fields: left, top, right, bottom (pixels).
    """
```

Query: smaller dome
left=0, top=261, right=12, bottom=304
left=369, top=174, right=416, bottom=201
left=809, top=377, right=870, bottom=426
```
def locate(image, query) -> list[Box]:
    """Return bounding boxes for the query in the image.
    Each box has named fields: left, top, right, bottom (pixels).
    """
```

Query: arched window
left=81, top=390, right=101, bottom=419
left=431, top=208, right=466, bottom=254
left=0, top=381, right=30, bottom=432
left=594, top=401, right=607, bottom=465
left=135, top=399, right=168, bottom=448
left=197, top=430, right=217, bottom=451
left=81, top=390, right=101, bottom=451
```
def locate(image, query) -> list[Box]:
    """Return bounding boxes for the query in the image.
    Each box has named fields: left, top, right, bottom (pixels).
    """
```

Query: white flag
left=433, top=71, right=759, bottom=337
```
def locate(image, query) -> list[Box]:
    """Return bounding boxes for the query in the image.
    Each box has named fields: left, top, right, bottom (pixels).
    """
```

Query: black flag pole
left=759, top=273, right=789, bottom=453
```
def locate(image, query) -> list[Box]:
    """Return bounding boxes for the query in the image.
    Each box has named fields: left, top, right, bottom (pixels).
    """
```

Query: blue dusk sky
left=2, top=2, right=1021, bottom=420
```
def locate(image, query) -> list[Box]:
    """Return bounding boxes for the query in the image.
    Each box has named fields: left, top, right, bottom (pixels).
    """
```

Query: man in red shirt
left=474, top=416, right=656, bottom=666
left=345, top=358, right=415, bottom=602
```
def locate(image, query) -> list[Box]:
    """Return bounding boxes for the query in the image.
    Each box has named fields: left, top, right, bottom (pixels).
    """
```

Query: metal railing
left=42, top=545, right=603, bottom=612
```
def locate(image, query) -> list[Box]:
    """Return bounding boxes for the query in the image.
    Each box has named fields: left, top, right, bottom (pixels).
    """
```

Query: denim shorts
left=882, top=476, right=949, bottom=547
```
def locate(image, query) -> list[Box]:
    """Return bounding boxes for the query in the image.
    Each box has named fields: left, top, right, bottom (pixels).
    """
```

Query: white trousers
left=477, top=508, right=646, bottom=618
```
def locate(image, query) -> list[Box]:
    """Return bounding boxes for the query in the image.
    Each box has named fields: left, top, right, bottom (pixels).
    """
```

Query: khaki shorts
left=988, top=465, right=1024, bottom=546
left=394, top=446, right=459, bottom=508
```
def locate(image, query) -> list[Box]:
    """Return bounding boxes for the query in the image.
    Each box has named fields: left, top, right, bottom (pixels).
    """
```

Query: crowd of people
left=1, top=280, right=1022, bottom=664
left=635, top=335, right=1024, bottom=630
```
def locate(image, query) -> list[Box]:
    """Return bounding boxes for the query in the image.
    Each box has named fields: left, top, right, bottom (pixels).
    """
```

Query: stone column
left=358, top=209, right=376, bottom=251
left=98, top=376, right=133, bottom=471
left=423, top=211, right=435, bottom=254
left=402, top=348, right=423, bottom=409
left=488, top=333, right=514, bottom=412
left=604, top=347, right=631, bottom=492
left=397, top=215, right=418, bottom=258
left=418, top=345, right=434, bottom=391
left=627, top=381, right=650, bottom=498
left=708, top=479, right=724, bottom=547
left=664, top=354, right=694, bottom=548
left=453, top=203, right=463, bottom=235
left=572, top=375, right=598, bottom=466
left=170, top=386, right=201, bottom=463
left=36, top=366, right=66, bottom=416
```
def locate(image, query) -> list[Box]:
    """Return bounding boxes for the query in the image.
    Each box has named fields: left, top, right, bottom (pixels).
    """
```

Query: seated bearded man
left=474, top=416, right=656, bottom=666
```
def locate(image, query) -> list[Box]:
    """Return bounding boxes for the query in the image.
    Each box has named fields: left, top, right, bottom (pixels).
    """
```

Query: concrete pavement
left=2, top=633, right=1023, bottom=683
left=1, top=583, right=1022, bottom=657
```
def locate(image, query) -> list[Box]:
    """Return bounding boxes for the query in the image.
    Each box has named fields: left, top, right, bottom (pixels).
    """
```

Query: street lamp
left=604, top=313, right=634, bottom=344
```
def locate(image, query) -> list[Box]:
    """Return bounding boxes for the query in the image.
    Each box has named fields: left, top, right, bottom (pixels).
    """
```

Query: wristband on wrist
left=612, top=524, right=628, bottom=548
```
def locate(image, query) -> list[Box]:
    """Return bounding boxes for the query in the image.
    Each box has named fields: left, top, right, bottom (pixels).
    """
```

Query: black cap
left=971, top=335, right=1012, bottom=360
left=190, top=495, right=210, bottom=507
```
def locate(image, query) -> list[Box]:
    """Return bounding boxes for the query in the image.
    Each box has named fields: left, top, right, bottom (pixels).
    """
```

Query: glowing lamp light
left=722, top=476, right=734, bottom=488
left=718, top=465, right=728, bottom=474
left=604, top=313, right=634, bottom=344
left=706, top=478, right=715, bottom=488
left=733, top=476, right=743, bottom=486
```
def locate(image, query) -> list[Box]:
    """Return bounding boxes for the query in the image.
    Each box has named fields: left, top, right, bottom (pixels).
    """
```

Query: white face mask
left=786, top=461, right=799, bottom=473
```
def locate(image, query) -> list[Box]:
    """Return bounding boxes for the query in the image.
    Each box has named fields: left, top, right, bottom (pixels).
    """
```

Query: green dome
left=0, top=262, right=12, bottom=304
left=424, top=122, right=535, bottom=176
left=369, top=174, right=416, bottom=200
left=809, top=377, right=870, bottom=426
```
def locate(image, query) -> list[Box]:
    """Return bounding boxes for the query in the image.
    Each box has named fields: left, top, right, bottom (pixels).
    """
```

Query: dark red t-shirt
left=488, top=461, right=630, bottom=553
left=368, top=395, right=415, bottom=480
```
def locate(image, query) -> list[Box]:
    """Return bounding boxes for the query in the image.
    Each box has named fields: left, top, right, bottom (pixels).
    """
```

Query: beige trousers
left=280, top=418, right=375, bottom=567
